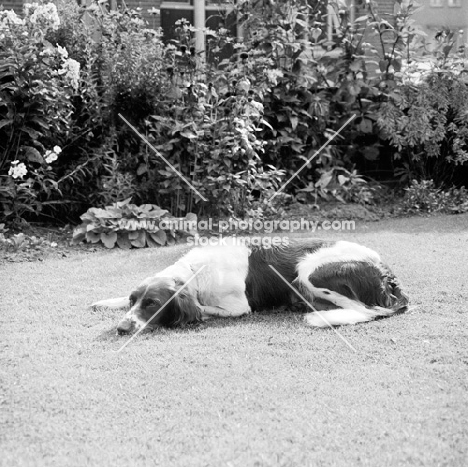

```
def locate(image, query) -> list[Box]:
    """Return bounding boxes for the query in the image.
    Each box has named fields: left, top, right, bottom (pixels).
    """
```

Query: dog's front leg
left=200, top=295, right=251, bottom=319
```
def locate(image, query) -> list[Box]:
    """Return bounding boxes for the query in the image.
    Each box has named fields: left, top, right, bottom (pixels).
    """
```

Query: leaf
left=379, top=60, right=389, bottom=72
left=358, top=118, right=373, bottom=133
left=311, top=28, right=322, bottom=40
left=315, top=171, right=333, bottom=189
left=354, top=15, right=369, bottom=23
left=167, top=85, right=183, bottom=99
left=115, top=197, right=132, bottom=208
left=101, top=232, right=117, bottom=249
left=137, top=164, right=148, bottom=176
left=149, top=230, right=167, bottom=246
left=128, top=230, right=141, bottom=240
left=146, top=234, right=160, bottom=248
left=185, top=213, right=197, bottom=223
left=24, top=146, right=44, bottom=164
left=130, top=231, right=146, bottom=248
left=349, top=60, right=364, bottom=72
left=180, top=130, right=198, bottom=139
left=103, top=207, right=123, bottom=218
left=72, top=227, right=86, bottom=245
left=86, top=231, right=101, bottom=243
left=289, top=116, right=299, bottom=131
left=337, top=175, right=348, bottom=186
left=0, top=119, right=13, bottom=130
left=89, top=207, right=114, bottom=219
left=80, top=211, right=96, bottom=222
left=392, top=58, right=402, bottom=72
left=21, top=127, right=41, bottom=140
left=116, top=232, right=132, bottom=249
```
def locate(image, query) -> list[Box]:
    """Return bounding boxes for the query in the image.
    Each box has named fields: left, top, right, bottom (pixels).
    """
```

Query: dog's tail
left=304, top=301, right=407, bottom=328
left=90, top=296, right=130, bottom=310
left=299, top=277, right=409, bottom=328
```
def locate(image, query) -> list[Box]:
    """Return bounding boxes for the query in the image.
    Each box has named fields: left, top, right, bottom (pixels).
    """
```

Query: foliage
left=297, top=166, right=377, bottom=205
left=378, top=58, right=468, bottom=185
left=72, top=198, right=197, bottom=249
left=400, top=180, right=468, bottom=214
left=0, top=4, right=79, bottom=221
left=0, top=223, right=60, bottom=257
left=2, top=0, right=468, bottom=227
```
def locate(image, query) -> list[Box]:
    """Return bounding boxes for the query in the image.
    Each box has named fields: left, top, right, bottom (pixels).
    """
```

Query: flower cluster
left=8, top=161, right=28, bottom=180
left=24, top=2, right=60, bottom=31
left=265, top=69, right=284, bottom=86
left=59, top=58, right=81, bottom=90
left=44, top=146, right=62, bottom=164
left=0, top=9, right=24, bottom=29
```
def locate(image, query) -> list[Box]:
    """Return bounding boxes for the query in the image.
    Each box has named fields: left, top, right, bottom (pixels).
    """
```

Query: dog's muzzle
left=117, top=319, right=134, bottom=335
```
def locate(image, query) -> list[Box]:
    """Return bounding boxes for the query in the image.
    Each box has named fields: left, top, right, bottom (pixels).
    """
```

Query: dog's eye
left=144, top=298, right=160, bottom=307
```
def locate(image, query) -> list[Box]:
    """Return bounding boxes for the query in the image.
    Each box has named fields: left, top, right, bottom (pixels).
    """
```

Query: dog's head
left=116, top=277, right=202, bottom=335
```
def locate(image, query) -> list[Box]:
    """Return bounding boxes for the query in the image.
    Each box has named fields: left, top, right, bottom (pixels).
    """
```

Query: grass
left=1, top=213, right=468, bottom=467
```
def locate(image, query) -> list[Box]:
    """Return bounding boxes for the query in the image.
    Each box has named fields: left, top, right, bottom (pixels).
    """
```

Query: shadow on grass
left=94, top=309, right=308, bottom=342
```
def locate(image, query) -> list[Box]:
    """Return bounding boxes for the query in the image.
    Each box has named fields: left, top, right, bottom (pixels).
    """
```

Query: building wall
left=411, top=0, right=468, bottom=47
left=1, top=0, right=24, bottom=14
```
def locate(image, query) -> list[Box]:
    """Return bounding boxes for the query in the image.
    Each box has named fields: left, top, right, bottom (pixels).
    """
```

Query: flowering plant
left=0, top=3, right=78, bottom=222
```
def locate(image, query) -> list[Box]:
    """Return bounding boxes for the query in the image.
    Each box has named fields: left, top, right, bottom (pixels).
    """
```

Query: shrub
left=3, top=0, right=468, bottom=228
left=72, top=198, right=197, bottom=249
left=401, top=180, right=468, bottom=214
left=378, top=60, right=468, bottom=186
left=0, top=4, right=78, bottom=222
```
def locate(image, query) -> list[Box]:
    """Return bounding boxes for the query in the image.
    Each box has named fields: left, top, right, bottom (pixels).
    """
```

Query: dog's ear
left=171, top=279, right=202, bottom=326
left=90, top=296, right=130, bottom=310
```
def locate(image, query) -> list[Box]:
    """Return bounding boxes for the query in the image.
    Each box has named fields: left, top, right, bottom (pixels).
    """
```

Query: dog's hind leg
left=296, top=259, right=408, bottom=328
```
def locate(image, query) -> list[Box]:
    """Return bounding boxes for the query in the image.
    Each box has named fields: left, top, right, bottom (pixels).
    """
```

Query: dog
left=91, top=239, right=409, bottom=334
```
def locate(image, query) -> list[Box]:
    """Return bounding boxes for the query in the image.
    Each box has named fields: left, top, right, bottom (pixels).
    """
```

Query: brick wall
left=1, top=0, right=24, bottom=14
left=134, top=0, right=161, bottom=29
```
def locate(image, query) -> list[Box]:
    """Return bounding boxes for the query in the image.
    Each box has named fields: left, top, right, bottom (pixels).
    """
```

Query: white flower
left=53, top=145, right=62, bottom=154
left=56, top=44, right=68, bottom=59
left=8, top=161, right=28, bottom=179
left=59, top=58, right=80, bottom=90
left=265, top=69, right=284, bottom=86
left=44, top=150, right=58, bottom=163
left=0, top=9, right=24, bottom=28
left=25, top=2, right=60, bottom=31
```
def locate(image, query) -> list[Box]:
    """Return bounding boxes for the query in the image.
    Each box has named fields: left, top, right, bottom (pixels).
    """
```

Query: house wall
left=411, top=0, right=468, bottom=47
left=1, top=0, right=24, bottom=14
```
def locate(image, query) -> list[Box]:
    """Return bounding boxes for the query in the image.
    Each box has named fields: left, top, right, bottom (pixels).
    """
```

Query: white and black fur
left=91, top=239, right=409, bottom=334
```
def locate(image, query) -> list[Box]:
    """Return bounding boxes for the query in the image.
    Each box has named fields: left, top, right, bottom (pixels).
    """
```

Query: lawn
left=1, top=213, right=467, bottom=467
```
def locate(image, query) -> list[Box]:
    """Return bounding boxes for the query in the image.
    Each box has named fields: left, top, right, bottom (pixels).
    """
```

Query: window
left=430, top=0, right=443, bottom=6
left=448, top=0, right=461, bottom=7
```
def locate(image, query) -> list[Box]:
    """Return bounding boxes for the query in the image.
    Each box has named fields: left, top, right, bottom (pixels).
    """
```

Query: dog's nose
left=117, top=319, right=133, bottom=335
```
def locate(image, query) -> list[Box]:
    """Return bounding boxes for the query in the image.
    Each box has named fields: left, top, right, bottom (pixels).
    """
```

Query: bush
left=72, top=198, right=197, bottom=249
left=0, top=4, right=78, bottom=222
left=401, top=180, right=468, bottom=214
left=2, top=0, right=467, bottom=227
left=378, top=59, right=468, bottom=186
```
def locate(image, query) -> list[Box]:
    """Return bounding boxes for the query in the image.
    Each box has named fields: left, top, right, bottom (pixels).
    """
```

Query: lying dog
left=91, top=239, right=409, bottom=334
